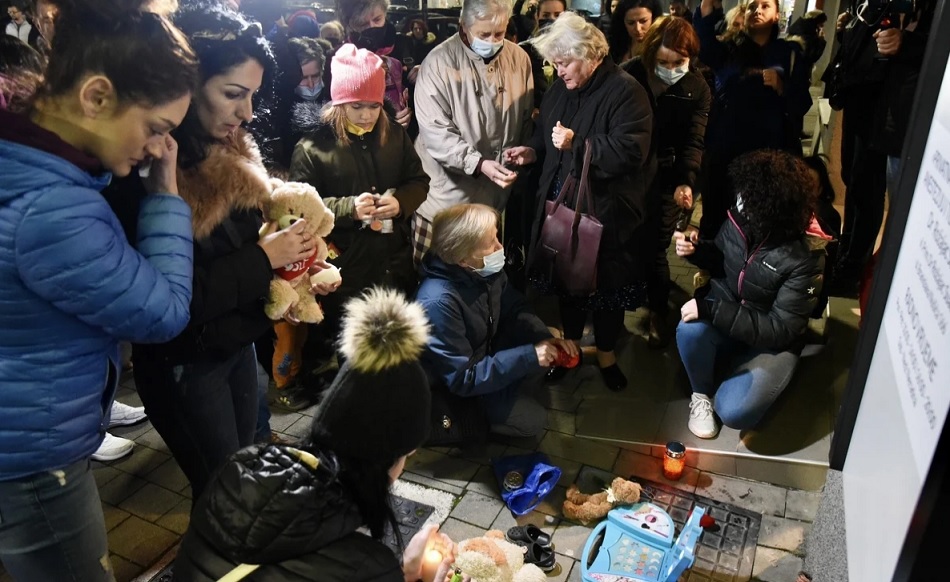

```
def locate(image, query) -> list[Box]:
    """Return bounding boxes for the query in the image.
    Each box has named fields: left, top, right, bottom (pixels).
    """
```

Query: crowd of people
left=0, top=0, right=935, bottom=578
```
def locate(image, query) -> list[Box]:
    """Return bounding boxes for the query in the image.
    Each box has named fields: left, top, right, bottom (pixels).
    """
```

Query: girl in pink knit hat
left=280, top=44, right=429, bottom=409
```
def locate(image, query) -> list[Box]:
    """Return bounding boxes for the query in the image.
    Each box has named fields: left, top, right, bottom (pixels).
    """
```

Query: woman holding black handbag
left=505, top=12, right=653, bottom=391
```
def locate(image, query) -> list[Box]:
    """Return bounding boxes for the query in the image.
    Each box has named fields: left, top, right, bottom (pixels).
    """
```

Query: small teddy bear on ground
left=261, top=180, right=335, bottom=323
left=562, top=476, right=642, bottom=525
left=454, top=530, right=548, bottom=582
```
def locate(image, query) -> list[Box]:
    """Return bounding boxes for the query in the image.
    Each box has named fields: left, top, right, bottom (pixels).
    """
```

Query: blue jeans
left=133, top=345, right=259, bottom=501
left=255, top=360, right=272, bottom=443
left=887, top=156, right=901, bottom=199
left=0, top=459, right=113, bottom=581
left=676, top=320, right=799, bottom=430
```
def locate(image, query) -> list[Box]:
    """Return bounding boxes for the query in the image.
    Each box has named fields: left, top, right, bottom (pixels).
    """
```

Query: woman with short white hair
left=505, top=12, right=653, bottom=392
left=415, top=204, right=577, bottom=439
left=411, top=0, right=535, bottom=264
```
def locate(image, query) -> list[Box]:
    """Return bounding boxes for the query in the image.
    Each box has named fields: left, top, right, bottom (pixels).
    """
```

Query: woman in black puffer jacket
left=673, top=150, right=831, bottom=439
left=173, top=289, right=458, bottom=582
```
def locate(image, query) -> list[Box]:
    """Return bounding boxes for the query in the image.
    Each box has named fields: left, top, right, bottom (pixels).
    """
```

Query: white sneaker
left=109, top=401, right=147, bottom=428
left=688, top=394, right=720, bottom=439
left=92, top=433, right=134, bottom=462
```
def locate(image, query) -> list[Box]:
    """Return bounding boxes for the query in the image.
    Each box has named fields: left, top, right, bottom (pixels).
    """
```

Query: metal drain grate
left=632, top=477, right=761, bottom=582
left=382, top=495, right=436, bottom=555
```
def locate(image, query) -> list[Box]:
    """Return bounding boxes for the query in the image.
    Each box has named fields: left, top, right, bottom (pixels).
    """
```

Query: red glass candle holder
left=663, top=441, right=686, bottom=481
left=552, top=347, right=580, bottom=368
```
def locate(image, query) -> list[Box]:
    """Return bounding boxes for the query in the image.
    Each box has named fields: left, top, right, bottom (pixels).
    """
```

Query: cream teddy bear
left=261, top=180, right=335, bottom=323
left=454, top=530, right=548, bottom=582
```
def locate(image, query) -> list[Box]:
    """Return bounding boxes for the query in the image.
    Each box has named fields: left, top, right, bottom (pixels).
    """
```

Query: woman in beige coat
left=411, top=0, right=535, bottom=264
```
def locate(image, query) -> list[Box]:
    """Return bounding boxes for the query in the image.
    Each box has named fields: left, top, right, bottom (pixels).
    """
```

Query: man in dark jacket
left=825, top=0, right=934, bottom=295
left=674, top=150, right=829, bottom=439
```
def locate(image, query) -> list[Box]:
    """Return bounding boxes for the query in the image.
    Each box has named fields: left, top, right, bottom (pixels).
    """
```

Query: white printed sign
left=882, top=58, right=950, bottom=478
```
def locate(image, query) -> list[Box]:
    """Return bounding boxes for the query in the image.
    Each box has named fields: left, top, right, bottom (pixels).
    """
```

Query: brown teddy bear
left=562, top=476, right=642, bottom=525
left=454, top=530, right=548, bottom=582
left=261, top=180, right=335, bottom=323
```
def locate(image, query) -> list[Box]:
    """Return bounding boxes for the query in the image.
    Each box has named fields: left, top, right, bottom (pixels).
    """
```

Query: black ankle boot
left=599, top=364, right=627, bottom=391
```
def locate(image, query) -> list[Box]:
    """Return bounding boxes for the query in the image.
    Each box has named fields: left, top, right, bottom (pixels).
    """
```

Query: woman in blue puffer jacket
left=0, top=0, right=198, bottom=579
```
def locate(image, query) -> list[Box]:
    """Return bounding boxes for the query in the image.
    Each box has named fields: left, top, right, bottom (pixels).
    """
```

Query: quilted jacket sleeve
left=705, top=252, right=825, bottom=350
left=675, top=78, right=711, bottom=190
left=16, top=189, right=193, bottom=343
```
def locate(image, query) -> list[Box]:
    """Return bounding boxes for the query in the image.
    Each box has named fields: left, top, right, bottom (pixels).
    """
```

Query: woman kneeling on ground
left=416, top=203, right=578, bottom=440
left=674, top=149, right=831, bottom=439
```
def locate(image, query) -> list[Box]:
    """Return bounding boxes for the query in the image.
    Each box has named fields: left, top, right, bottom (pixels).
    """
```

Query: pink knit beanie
left=330, top=43, right=385, bottom=105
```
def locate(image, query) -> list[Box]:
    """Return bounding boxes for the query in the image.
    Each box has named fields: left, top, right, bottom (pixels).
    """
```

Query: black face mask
left=538, top=18, right=555, bottom=30
left=350, top=21, right=397, bottom=53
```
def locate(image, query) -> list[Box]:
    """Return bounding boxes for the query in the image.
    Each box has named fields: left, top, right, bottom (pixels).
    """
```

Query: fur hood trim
left=176, top=129, right=271, bottom=240
left=338, top=287, right=430, bottom=374
left=291, top=100, right=331, bottom=135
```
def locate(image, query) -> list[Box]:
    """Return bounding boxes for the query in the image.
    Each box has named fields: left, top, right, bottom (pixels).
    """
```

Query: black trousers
left=646, top=177, right=684, bottom=317
left=559, top=304, right=625, bottom=353
left=838, top=97, right=887, bottom=277
left=698, top=150, right=736, bottom=240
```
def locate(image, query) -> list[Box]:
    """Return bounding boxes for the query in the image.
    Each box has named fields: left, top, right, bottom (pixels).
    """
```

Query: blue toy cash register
left=580, top=502, right=705, bottom=582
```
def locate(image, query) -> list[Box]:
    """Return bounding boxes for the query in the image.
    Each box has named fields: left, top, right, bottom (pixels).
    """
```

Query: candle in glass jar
left=663, top=441, right=686, bottom=481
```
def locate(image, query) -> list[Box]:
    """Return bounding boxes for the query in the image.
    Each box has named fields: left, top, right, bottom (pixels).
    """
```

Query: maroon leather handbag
left=533, top=139, right=602, bottom=296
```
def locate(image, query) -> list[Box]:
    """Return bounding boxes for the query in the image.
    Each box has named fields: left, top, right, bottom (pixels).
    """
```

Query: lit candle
left=663, top=441, right=686, bottom=481
left=420, top=549, right=443, bottom=582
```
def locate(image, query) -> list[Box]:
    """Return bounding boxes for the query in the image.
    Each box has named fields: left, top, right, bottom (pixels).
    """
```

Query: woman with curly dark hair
left=608, top=0, right=662, bottom=63
left=673, top=149, right=832, bottom=438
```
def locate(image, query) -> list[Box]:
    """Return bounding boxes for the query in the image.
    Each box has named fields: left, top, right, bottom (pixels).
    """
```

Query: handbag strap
left=573, top=139, right=596, bottom=225
left=551, top=165, right=576, bottom=210
left=217, top=564, right=260, bottom=582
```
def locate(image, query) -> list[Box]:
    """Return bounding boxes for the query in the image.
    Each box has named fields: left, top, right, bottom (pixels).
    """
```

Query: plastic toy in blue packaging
left=580, top=502, right=704, bottom=582
left=491, top=452, right=561, bottom=516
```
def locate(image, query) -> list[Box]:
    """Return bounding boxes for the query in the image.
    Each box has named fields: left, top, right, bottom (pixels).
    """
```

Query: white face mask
left=295, top=81, right=324, bottom=101
left=473, top=248, right=505, bottom=277
left=736, top=194, right=744, bottom=214
left=655, top=62, right=689, bottom=85
left=469, top=34, right=504, bottom=59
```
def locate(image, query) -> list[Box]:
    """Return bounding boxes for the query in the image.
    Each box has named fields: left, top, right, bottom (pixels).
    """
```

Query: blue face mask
left=295, top=81, right=324, bottom=101
left=473, top=248, right=505, bottom=277
left=469, top=34, right=504, bottom=59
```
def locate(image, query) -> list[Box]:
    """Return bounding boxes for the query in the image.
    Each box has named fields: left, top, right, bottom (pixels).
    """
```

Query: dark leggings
left=838, top=98, right=887, bottom=273
left=559, top=303, right=625, bottom=353
left=647, top=182, right=683, bottom=318
left=133, top=344, right=258, bottom=501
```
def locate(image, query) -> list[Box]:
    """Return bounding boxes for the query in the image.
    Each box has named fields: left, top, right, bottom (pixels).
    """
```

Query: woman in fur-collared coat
left=111, top=5, right=320, bottom=502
